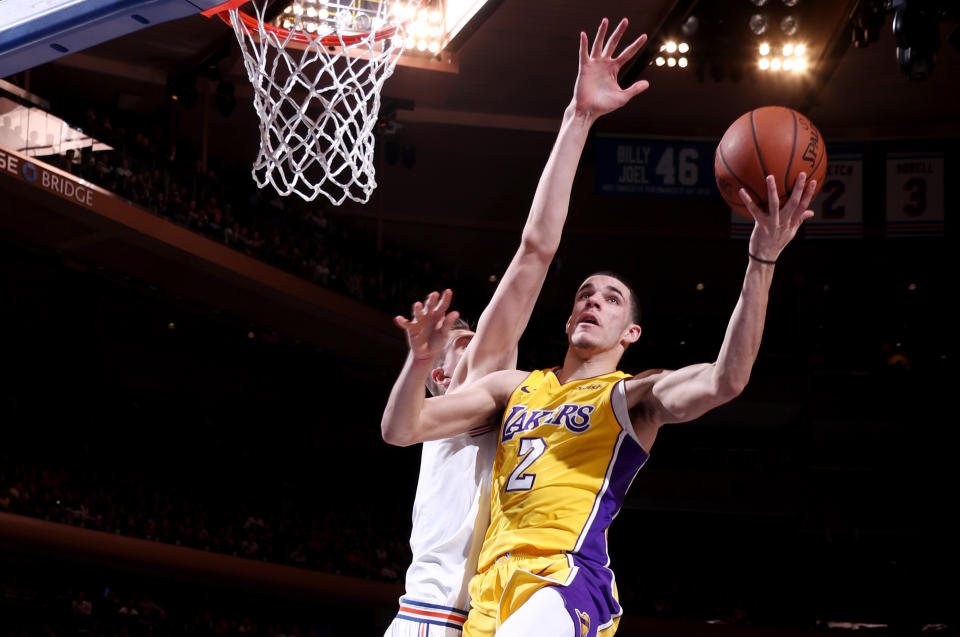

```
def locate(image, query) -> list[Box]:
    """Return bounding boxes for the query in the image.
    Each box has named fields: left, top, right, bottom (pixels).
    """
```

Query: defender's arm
left=454, top=18, right=650, bottom=386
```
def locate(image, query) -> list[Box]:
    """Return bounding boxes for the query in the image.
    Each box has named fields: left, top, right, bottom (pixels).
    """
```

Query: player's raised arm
left=627, top=174, right=817, bottom=435
left=454, top=18, right=650, bottom=386
left=381, top=290, right=525, bottom=446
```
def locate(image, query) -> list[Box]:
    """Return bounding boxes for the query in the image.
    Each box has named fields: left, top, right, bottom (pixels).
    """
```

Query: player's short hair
left=584, top=271, right=641, bottom=324
left=425, top=317, right=472, bottom=397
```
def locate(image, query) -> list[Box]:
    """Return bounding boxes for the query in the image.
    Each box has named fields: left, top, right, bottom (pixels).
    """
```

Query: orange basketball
left=714, top=106, right=827, bottom=219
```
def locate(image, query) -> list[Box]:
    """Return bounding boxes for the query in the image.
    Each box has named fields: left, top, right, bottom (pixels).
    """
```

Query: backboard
left=0, top=0, right=224, bottom=77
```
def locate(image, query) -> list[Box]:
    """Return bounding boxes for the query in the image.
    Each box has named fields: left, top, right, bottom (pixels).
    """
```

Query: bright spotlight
left=655, top=56, right=666, bottom=66
left=771, top=57, right=782, bottom=70
left=667, top=57, right=676, bottom=67
left=666, top=41, right=677, bottom=53
left=759, top=57, right=770, bottom=70
left=678, top=56, right=688, bottom=67
left=759, top=42, right=770, bottom=55
left=678, top=42, right=689, bottom=53
left=783, top=44, right=793, bottom=56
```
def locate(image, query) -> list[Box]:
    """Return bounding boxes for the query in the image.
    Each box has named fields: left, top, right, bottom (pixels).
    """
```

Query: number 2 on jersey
left=505, top=437, right=546, bottom=492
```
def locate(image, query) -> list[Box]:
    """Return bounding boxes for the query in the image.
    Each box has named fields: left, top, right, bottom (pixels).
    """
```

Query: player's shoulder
left=622, top=368, right=671, bottom=398
left=480, top=368, right=532, bottom=402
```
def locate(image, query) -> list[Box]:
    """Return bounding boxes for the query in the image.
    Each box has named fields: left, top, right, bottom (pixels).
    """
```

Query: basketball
left=714, top=106, right=828, bottom=219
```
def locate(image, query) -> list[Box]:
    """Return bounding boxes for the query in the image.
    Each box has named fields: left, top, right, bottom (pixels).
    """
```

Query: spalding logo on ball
left=715, top=106, right=827, bottom=219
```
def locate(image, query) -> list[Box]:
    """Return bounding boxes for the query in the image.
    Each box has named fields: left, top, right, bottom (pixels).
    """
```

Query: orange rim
left=202, top=0, right=413, bottom=47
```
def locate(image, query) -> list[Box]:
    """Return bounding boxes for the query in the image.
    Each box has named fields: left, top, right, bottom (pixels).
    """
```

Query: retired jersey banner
left=806, top=145, right=863, bottom=239
left=886, top=151, right=945, bottom=237
left=595, top=137, right=719, bottom=198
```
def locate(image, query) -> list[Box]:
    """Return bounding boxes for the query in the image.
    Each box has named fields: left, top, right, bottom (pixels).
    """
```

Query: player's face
left=565, top=274, right=638, bottom=353
left=435, top=329, right=474, bottom=395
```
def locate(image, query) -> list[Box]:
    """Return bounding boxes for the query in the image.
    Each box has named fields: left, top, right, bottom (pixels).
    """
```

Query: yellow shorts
left=462, top=553, right=620, bottom=637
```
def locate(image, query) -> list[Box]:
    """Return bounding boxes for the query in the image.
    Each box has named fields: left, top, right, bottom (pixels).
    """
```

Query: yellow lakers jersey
left=477, top=369, right=650, bottom=571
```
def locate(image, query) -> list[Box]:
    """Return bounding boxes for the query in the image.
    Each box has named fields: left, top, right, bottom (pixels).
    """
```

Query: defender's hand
left=572, top=18, right=650, bottom=120
left=739, top=172, right=817, bottom=263
left=394, top=290, right=460, bottom=363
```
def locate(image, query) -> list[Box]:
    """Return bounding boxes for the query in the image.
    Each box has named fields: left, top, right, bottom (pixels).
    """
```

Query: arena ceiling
left=24, top=0, right=960, bottom=147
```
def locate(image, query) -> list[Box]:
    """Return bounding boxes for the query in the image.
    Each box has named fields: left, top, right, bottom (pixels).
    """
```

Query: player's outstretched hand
left=738, top=172, right=817, bottom=263
left=573, top=18, right=649, bottom=120
left=394, top=289, right=461, bottom=363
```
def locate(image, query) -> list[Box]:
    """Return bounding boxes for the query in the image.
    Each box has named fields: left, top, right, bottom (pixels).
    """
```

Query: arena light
left=678, top=56, right=688, bottom=67
left=655, top=56, right=666, bottom=66
left=771, top=57, right=782, bottom=70
left=667, top=57, right=676, bottom=67
left=795, top=43, right=806, bottom=56
left=666, top=40, right=677, bottom=53
left=759, top=57, right=770, bottom=69
left=750, top=13, right=768, bottom=35
left=783, top=43, right=793, bottom=56
left=678, top=42, right=689, bottom=53
left=759, top=42, right=770, bottom=55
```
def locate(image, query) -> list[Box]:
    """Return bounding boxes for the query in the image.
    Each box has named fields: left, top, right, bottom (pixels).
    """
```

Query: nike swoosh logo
left=520, top=386, right=530, bottom=393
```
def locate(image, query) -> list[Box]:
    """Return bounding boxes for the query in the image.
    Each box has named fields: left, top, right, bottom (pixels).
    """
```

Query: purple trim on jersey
left=546, top=557, right=623, bottom=637
left=575, top=431, right=649, bottom=566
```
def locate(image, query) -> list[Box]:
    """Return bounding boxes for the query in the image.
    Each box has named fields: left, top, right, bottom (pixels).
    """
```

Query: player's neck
left=556, top=346, right=621, bottom=384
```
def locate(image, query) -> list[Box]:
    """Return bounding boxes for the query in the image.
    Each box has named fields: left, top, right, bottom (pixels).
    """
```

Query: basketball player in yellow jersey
left=385, top=18, right=651, bottom=637
left=382, top=165, right=818, bottom=635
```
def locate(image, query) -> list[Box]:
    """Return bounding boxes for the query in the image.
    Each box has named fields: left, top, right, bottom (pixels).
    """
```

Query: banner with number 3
left=886, top=151, right=945, bottom=237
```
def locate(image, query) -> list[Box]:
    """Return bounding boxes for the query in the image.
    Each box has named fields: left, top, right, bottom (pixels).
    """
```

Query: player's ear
left=621, top=323, right=641, bottom=346
left=565, top=316, right=572, bottom=334
left=431, top=367, right=447, bottom=385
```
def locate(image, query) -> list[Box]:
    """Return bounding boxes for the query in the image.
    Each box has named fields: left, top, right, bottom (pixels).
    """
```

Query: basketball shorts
left=385, top=598, right=470, bottom=637
left=462, top=552, right=621, bottom=637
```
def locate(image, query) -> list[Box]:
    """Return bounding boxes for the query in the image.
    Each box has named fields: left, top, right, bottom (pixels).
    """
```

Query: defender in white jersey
left=384, top=18, right=652, bottom=637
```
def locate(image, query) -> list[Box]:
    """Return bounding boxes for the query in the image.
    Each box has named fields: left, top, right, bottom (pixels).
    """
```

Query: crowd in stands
left=1, top=581, right=346, bottom=636
left=40, top=109, right=474, bottom=319
left=0, top=459, right=409, bottom=586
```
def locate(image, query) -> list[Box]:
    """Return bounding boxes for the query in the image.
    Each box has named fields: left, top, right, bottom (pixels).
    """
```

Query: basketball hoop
left=203, top=0, right=421, bottom=205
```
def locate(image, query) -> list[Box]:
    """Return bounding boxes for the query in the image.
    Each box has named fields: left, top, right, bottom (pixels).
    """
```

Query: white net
left=226, top=0, right=417, bottom=205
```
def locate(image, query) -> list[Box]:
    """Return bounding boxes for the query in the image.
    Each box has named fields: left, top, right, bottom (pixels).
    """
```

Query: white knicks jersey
left=402, top=424, right=498, bottom=610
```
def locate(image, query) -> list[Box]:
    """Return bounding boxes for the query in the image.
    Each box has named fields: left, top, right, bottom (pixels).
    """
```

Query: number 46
left=655, top=148, right=699, bottom=186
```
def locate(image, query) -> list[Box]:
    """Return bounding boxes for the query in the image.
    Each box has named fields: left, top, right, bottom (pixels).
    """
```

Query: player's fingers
left=738, top=188, right=765, bottom=224
left=764, top=175, right=781, bottom=224
left=602, top=17, right=628, bottom=58
left=591, top=18, right=609, bottom=58
left=787, top=172, right=807, bottom=209
left=439, top=310, right=461, bottom=334
left=799, top=178, right=817, bottom=211
left=437, top=288, right=453, bottom=313
left=579, top=31, right=589, bottom=65
left=410, top=301, right=423, bottom=318
left=614, top=32, right=647, bottom=64
left=394, top=316, right=410, bottom=330
left=423, top=291, right=439, bottom=314
left=625, top=79, right=650, bottom=98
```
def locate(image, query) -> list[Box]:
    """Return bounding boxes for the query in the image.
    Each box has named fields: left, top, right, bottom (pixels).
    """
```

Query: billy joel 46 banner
left=595, top=137, right=718, bottom=198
